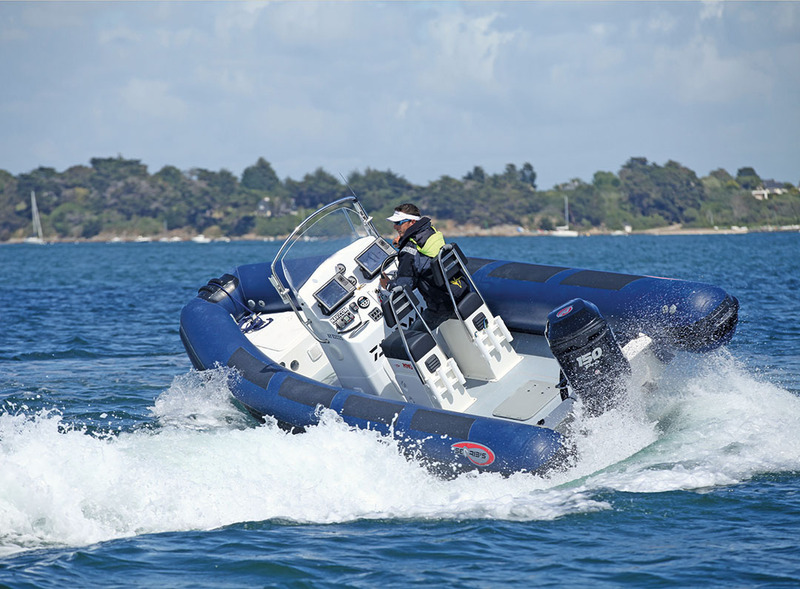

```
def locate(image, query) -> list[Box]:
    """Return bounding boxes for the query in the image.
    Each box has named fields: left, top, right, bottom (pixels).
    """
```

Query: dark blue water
left=2, top=233, right=800, bottom=587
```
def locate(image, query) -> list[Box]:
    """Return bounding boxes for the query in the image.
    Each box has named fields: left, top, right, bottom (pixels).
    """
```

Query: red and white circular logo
left=452, top=441, right=496, bottom=466
left=556, top=305, right=573, bottom=318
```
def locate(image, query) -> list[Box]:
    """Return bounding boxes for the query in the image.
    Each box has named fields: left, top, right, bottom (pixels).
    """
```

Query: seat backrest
left=432, top=243, right=474, bottom=306
left=432, top=243, right=468, bottom=288
left=381, top=287, right=419, bottom=329
left=432, top=243, right=469, bottom=286
left=379, top=329, right=436, bottom=361
left=457, top=291, right=483, bottom=320
left=441, top=244, right=466, bottom=281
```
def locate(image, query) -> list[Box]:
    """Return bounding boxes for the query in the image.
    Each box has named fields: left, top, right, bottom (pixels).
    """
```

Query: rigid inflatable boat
left=180, top=198, right=739, bottom=475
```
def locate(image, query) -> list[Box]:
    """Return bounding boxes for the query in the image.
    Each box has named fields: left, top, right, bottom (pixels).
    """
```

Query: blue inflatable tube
left=180, top=296, right=565, bottom=475
left=466, top=259, right=739, bottom=352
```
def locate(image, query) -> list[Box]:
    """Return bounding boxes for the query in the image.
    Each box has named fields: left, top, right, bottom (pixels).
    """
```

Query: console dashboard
left=310, top=237, right=395, bottom=332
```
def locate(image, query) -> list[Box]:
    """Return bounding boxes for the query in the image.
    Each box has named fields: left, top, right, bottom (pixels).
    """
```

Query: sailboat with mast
left=24, top=191, right=46, bottom=244
left=551, top=195, right=579, bottom=237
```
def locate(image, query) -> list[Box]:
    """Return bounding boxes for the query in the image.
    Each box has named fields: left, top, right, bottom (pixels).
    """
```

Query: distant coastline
left=4, top=223, right=799, bottom=245
left=431, top=220, right=800, bottom=238
left=3, top=156, right=798, bottom=244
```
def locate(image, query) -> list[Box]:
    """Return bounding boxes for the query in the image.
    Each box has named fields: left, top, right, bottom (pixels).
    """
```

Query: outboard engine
left=545, top=298, right=630, bottom=416
left=197, top=273, right=247, bottom=321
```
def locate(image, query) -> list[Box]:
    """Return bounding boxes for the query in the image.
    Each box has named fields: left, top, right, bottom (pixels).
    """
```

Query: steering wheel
left=378, top=252, right=398, bottom=289
left=380, top=252, right=398, bottom=277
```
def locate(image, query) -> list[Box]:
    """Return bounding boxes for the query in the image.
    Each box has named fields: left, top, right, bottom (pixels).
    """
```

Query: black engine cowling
left=545, top=298, right=630, bottom=416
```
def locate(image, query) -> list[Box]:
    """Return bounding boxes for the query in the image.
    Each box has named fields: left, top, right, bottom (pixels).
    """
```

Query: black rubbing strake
left=559, top=270, right=641, bottom=291
left=488, top=262, right=570, bottom=283
left=342, top=395, right=403, bottom=424
left=227, top=347, right=278, bottom=389
left=278, top=376, right=338, bottom=408
left=409, top=409, right=475, bottom=439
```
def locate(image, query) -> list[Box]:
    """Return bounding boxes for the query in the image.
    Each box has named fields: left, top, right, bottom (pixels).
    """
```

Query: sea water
left=1, top=233, right=799, bottom=587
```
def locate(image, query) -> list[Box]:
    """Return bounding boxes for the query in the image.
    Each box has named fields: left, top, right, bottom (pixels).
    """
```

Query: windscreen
left=278, top=206, right=371, bottom=293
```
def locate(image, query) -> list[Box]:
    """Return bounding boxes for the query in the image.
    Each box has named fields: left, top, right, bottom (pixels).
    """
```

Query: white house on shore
left=752, top=180, right=789, bottom=200
left=751, top=180, right=789, bottom=200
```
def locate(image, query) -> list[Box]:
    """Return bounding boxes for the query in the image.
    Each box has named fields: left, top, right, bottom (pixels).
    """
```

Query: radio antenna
left=339, top=172, right=358, bottom=200
left=339, top=172, right=374, bottom=227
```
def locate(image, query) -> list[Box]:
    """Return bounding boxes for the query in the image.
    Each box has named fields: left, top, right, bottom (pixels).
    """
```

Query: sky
left=1, top=1, right=798, bottom=189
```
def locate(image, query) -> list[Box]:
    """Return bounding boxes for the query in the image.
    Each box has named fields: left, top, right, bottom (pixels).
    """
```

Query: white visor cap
left=386, top=211, right=421, bottom=223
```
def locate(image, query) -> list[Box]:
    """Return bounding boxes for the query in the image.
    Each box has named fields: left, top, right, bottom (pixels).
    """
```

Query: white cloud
left=154, top=27, right=196, bottom=50
left=700, top=1, right=724, bottom=22
left=775, top=3, right=800, bottom=32
left=422, top=10, right=516, bottom=92
left=648, top=12, right=678, bottom=34
left=213, top=2, right=267, bottom=43
left=195, top=65, right=257, bottom=100
left=120, top=78, right=187, bottom=119
left=396, top=100, right=409, bottom=120
left=18, top=3, right=85, bottom=30
left=590, top=22, right=610, bottom=38
left=653, top=35, right=772, bottom=104
left=98, top=26, right=141, bottom=46
left=0, top=16, right=27, bottom=43
left=257, top=2, right=357, bottom=46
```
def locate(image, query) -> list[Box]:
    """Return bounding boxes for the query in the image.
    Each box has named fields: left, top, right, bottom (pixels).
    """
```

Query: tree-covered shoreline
left=1, top=156, right=798, bottom=242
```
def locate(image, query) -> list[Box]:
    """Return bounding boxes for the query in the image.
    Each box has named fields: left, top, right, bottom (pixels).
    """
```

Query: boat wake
left=579, top=351, right=800, bottom=493
left=2, top=352, right=799, bottom=555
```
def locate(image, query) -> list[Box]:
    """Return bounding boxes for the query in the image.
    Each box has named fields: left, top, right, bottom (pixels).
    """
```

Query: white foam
left=150, top=367, right=249, bottom=430
left=584, top=351, right=800, bottom=492
left=2, top=355, right=799, bottom=554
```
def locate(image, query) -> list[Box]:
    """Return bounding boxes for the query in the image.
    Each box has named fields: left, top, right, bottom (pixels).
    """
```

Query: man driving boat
left=380, top=203, right=453, bottom=330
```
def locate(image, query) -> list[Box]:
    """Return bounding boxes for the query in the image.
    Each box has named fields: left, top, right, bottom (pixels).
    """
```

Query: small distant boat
left=191, top=234, right=212, bottom=244
left=24, top=192, right=46, bottom=244
left=552, top=196, right=579, bottom=237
